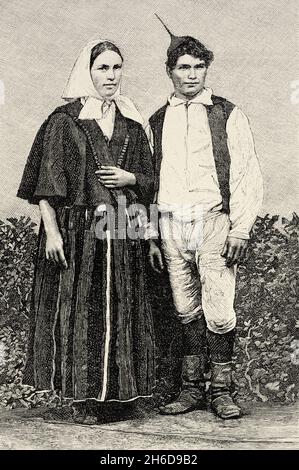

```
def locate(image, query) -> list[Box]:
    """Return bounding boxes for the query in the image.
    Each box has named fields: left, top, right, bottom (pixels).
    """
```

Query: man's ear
left=166, top=66, right=172, bottom=79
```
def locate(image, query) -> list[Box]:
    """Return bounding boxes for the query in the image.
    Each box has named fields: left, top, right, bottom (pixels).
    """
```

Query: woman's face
left=90, top=50, right=123, bottom=99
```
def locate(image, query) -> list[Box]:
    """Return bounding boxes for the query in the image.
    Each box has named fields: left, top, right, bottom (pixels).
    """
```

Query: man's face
left=90, top=50, right=123, bottom=99
left=168, top=54, right=207, bottom=99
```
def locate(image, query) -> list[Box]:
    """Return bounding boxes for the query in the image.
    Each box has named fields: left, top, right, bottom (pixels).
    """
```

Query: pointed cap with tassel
left=155, top=14, right=212, bottom=60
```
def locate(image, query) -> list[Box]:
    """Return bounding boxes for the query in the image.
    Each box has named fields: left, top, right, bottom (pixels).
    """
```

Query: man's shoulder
left=149, top=103, right=168, bottom=127
left=149, top=95, right=237, bottom=123
left=211, top=94, right=234, bottom=104
left=211, top=95, right=236, bottom=116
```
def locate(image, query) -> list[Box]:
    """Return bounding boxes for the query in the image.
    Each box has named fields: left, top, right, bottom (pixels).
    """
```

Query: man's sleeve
left=226, top=107, right=263, bottom=239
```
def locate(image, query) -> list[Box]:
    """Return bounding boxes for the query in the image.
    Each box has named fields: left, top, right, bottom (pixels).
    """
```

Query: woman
left=17, top=39, right=155, bottom=423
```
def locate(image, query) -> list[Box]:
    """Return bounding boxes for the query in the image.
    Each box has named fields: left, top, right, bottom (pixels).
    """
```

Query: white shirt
left=155, top=88, right=263, bottom=239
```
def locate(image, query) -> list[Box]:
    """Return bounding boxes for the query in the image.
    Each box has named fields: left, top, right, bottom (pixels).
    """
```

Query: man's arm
left=143, top=123, right=164, bottom=272
left=223, top=106, right=263, bottom=265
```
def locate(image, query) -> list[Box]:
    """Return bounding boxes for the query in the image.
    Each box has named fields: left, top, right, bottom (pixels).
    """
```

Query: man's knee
left=176, top=307, right=203, bottom=325
left=206, top=315, right=236, bottom=334
left=169, top=275, right=201, bottom=322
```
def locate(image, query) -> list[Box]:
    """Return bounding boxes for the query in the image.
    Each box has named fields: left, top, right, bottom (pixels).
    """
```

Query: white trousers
left=160, top=212, right=237, bottom=334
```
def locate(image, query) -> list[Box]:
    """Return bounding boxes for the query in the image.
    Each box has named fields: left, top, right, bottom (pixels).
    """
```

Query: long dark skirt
left=23, top=206, right=155, bottom=402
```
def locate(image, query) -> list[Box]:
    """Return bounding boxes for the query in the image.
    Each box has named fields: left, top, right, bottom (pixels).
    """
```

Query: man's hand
left=96, top=166, right=136, bottom=188
left=46, top=231, right=68, bottom=269
left=148, top=240, right=164, bottom=273
left=221, top=236, right=248, bottom=267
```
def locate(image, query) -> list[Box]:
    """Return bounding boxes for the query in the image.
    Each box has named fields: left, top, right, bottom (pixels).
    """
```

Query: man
left=147, top=17, right=263, bottom=419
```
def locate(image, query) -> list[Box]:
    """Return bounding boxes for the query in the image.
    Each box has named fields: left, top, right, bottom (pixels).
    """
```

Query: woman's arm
left=39, top=199, right=68, bottom=268
left=17, top=113, right=69, bottom=205
left=96, top=126, right=154, bottom=200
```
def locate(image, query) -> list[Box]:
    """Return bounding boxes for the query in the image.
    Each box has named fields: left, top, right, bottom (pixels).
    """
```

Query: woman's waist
left=55, top=203, right=145, bottom=233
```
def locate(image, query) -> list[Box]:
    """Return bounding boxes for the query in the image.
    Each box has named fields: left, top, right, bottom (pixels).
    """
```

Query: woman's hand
left=96, top=166, right=136, bottom=188
left=39, top=199, right=68, bottom=269
left=46, top=231, right=68, bottom=268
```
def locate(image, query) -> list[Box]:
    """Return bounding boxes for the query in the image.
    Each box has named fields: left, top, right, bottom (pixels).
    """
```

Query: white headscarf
left=62, top=38, right=144, bottom=126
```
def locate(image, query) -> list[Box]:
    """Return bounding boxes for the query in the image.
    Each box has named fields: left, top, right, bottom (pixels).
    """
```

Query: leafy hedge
left=233, top=214, right=298, bottom=404
left=0, top=214, right=298, bottom=409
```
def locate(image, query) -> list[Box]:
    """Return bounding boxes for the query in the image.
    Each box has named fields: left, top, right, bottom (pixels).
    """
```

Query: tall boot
left=159, top=317, right=207, bottom=415
left=207, top=329, right=241, bottom=419
left=210, top=362, right=241, bottom=419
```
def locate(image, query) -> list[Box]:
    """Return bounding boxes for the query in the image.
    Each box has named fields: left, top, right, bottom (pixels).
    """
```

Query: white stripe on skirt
left=99, top=230, right=112, bottom=401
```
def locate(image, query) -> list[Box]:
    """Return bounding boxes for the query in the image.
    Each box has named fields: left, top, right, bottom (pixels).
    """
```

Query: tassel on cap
left=155, top=13, right=198, bottom=56
left=154, top=13, right=214, bottom=67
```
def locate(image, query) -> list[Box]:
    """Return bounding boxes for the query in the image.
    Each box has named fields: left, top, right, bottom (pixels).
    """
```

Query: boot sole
left=211, top=408, right=242, bottom=419
left=214, top=413, right=242, bottom=419
left=159, top=404, right=207, bottom=416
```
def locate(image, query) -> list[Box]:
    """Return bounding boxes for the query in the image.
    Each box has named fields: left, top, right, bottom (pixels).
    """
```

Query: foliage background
left=0, top=214, right=298, bottom=410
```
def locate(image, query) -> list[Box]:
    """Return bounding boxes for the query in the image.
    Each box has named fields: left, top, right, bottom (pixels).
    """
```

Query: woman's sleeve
left=17, top=113, right=69, bottom=205
left=131, top=127, right=155, bottom=207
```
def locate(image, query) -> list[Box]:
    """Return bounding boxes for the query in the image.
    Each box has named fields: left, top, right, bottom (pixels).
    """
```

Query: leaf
left=265, top=382, right=280, bottom=391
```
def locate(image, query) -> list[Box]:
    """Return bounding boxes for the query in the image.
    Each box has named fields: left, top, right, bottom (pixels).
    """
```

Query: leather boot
left=207, top=329, right=241, bottom=419
left=159, top=354, right=206, bottom=415
left=210, top=362, right=241, bottom=419
left=159, top=317, right=207, bottom=415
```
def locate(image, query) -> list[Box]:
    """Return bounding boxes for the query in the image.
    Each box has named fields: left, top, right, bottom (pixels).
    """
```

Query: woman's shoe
left=82, top=413, right=98, bottom=425
left=72, top=404, right=87, bottom=424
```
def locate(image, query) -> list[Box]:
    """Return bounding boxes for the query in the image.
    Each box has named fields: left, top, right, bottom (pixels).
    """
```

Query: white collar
left=78, top=95, right=144, bottom=125
left=168, top=87, right=213, bottom=107
left=79, top=96, right=115, bottom=120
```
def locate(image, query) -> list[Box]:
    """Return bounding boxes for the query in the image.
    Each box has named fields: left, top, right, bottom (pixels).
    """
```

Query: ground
left=0, top=401, right=298, bottom=450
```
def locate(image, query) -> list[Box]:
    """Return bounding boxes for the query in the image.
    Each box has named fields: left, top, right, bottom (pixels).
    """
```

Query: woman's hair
left=166, top=40, right=214, bottom=70
left=90, top=41, right=123, bottom=69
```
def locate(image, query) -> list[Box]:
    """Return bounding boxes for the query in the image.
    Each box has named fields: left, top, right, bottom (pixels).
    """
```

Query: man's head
left=166, top=40, right=214, bottom=100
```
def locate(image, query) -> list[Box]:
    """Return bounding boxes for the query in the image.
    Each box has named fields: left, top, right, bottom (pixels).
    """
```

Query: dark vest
left=149, top=95, right=235, bottom=214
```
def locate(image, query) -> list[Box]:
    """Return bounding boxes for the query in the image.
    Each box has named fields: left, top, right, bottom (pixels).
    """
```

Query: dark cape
left=18, top=100, right=155, bottom=402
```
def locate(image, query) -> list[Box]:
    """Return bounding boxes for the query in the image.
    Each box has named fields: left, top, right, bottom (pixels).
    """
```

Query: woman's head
left=90, top=41, right=123, bottom=99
